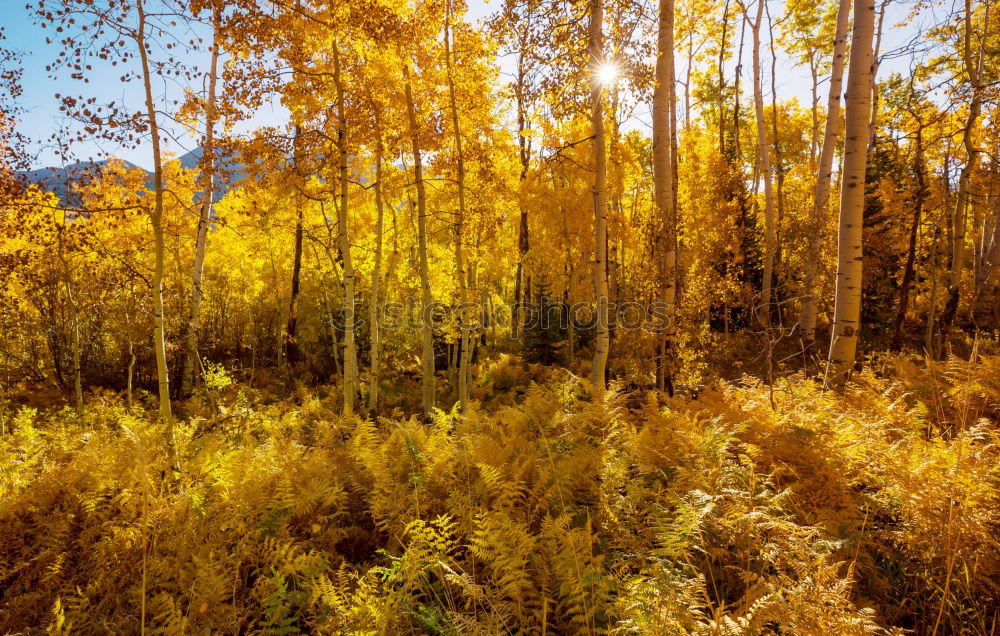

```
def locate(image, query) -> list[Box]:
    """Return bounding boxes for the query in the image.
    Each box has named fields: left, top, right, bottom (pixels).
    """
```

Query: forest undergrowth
left=1, top=353, right=999, bottom=635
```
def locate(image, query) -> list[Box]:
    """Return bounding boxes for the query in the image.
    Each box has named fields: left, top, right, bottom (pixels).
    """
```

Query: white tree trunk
left=799, top=0, right=850, bottom=344
left=653, top=0, right=677, bottom=394
left=867, top=0, right=887, bottom=149
left=940, top=0, right=986, bottom=337
left=403, top=63, right=436, bottom=414
left=826, top=0, right=875, bottom=385
left=443, top=9, right=471, bottom=412
left=181, top=5, right=220, bottom=398
left=368, top=110, right=385, bottom=413
left=332, top=43, right=357, bottom=416
left=749, top=0, right=776, bottom=326
left=137, top=0, right=171, bottom=422
left=589, top=0, right=610, bottom=393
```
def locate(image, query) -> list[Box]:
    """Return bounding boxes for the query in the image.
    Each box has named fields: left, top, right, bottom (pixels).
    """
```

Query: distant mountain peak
left=17, top=148, right=244, bottom=205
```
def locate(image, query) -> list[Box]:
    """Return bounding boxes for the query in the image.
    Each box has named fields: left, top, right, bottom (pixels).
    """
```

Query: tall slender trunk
left=653, top=0, right=677, bottom=395
left=513, top=20, right=532, bottom=341
left=669, top=19, right=680, bottom=294
left=332, top=43, right=357, bottom=416
left=313, top=237, right=342, bottom=378
left=826, top=0, right=876, bottom=386
left=809, top=57, right=819, bottom=166
left=867, top=0, right=887, bottom=149
left=734, top=15, right=745, bottom=160
left=403, top=63, right=436, bottom=414
left=718, top=0, right=730, bottom=155
left=126, top=312, right=135, bottom=410
left=799, top=0, right=850, bottom=344
left=137, top=0, right=171, bottom=423
left=940, top=0, right=987, bottom=339
left=927, top=226, right=940, bottom=354
left=589, top=0, right=610, bottom=393
left=557, top=174, right=576, bottom=364
left=368, top=109, right=385, bottom=412
left=767, top=4, right=785, bottom=322
left=444, top=8, right=471, bottom=412
left=975, top=182, right=1000, bottom=297
left=973, top=192, right=984, bottom=288
left=181, top=5, right=221, bottom=398
left=748, top=0, right=776, bottom=327
left=891, top=122, right=926, bottom=351
left=609, top=91, right=622, bottom=312
left=928, top=147, right=953, bottom=355
left=733, top=15, right=750, bottom=291
left=285, top=126, right=304, bottom=367
left=685, top=28, right=693, bottom=127
left=57, top=220, right=83, bottom=413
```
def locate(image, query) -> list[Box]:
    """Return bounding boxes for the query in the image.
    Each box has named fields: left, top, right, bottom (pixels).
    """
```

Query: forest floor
left=1, top=352, right=999, bottom=634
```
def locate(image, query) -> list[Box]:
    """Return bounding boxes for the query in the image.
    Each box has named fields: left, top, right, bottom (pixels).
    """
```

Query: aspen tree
left=181, top=2, right=222, bottom=398
left=403, top=63, right=436, bottom=414
left=891, top=88, right=929, bottom=351
left=27, top=0, right=194, bottom=430
left=285, top=126, right=305, bottom=367
left=589, top=0, right=610, bottom=392
left=744, top=0, right=777, bottom=325
left=867, top=0, right=887, bottom=149
left=767, top=3, right=785, bottom=321
left=799, top=0, right=850, bottom=344
left=332, top=42, right=358, bottom=415
left=975, top=183, right=1000, bottom=305
left=488, top=0, right=542, bottom=342
left=826, top=0, right=876, bottom=386
left=718, top=0, right=731, bottom=155
left=135, top=0, right=172, bottom=421
left=443, top=5, right=471, bottom=412
left=368, top=105, right=385, bottom=412
left=653, top=0, right=677, bottom=394
left=939, top=0, right=988, bottom=339
left=513, top=17, right=533, bottom=341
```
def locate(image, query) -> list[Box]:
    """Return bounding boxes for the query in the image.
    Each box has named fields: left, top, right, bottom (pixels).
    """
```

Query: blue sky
left=7, top=0, right=928, bottom=170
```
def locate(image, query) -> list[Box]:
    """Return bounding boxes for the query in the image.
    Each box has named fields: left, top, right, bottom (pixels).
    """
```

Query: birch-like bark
left=809, top=56, right=818, bottom=165
left=285, top=126, right=304, bottom=367
left=767, top=4, right=785, bottom=320
left=137, top=0, right=171, bottom=423
left=332, top=43, right=357, bottom=415
left=653, top=0, right=677, bottom=394
left=891, top=121, right=926, bottom=351
left=867, top=0, right=887, bottom=149
left=444, top=8, right=471, bottom=412
left=748, top=0, right=776, bottom=326
left=403, top=63, right=436, bottom=414
left=368, top=108, right=385, bottom=412
left=181, top=4, right=221, bottom=398
left=718, top=0, right=730, bottom=156
left=799, top=0, right=850, bottom=344
left=940, top=0, right=988, bottom=338
left=826, top=0, right=876, bottom=386
left=976, top=187, right=1000, bottom=291
left=589, top=0, right=610, bottom=392
left=512, top=18, right=532, bottom=341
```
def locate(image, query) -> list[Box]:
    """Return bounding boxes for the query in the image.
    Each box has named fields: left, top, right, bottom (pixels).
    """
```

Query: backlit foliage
left=2, top=0, right=1000, bottom=632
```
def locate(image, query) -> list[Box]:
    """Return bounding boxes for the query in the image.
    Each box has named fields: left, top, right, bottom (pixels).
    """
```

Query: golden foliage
left=2, top=355, right=999, bottom=633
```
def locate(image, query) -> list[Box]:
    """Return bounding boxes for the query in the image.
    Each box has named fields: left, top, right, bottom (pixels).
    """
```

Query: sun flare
left=596, top=62, right=618, bottom=86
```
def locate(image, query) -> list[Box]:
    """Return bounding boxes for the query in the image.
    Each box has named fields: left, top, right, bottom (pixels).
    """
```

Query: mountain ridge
left=17, top=148, right=242, bottom=205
